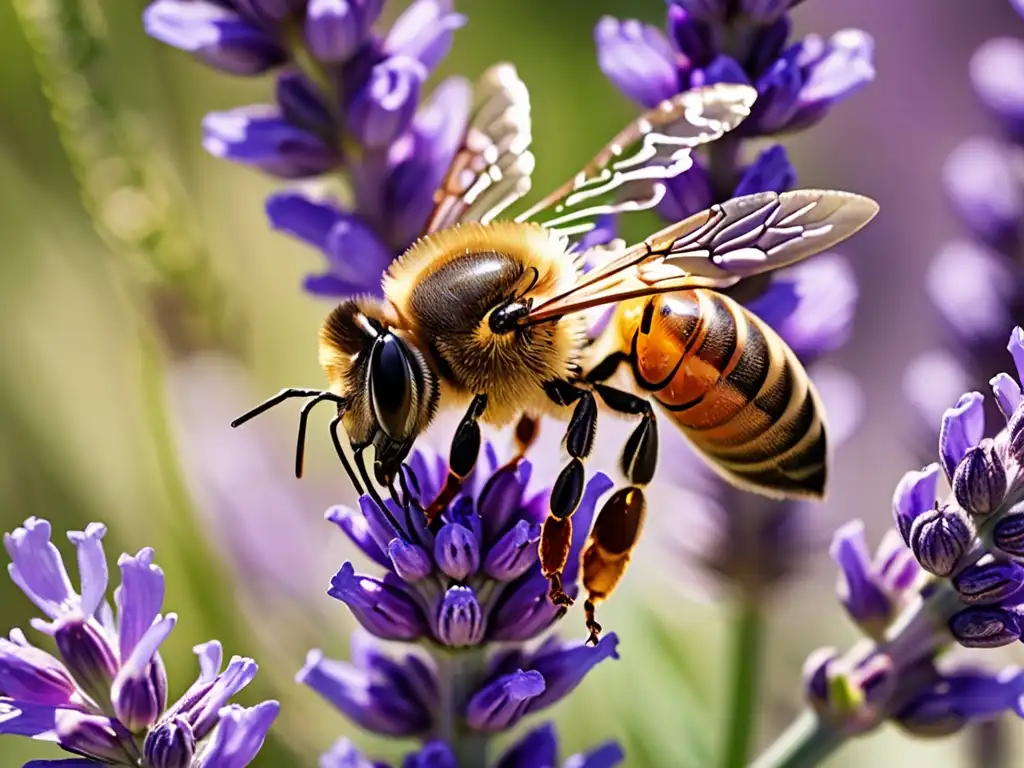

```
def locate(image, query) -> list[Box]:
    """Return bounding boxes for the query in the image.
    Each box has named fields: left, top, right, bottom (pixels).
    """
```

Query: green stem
left=722, top=598, right=765, bottom=768
left=750, top=710, right=845, bottom=768
left=434, top=647, right=490, bottom=768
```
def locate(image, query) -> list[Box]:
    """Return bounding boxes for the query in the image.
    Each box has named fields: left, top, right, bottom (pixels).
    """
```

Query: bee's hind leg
left=577, top=384, right=658, bottom=646
left=540, top=380, right=599, bottom=609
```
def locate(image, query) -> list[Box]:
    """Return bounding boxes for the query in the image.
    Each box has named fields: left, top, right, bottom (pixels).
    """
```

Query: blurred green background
left=1, top=0, right=1021, bottom=766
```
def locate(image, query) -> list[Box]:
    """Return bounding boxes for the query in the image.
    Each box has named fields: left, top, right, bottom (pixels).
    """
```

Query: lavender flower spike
left=1, top=518, right=277, bottom=766
left=309, top=443, right=622, bottom=764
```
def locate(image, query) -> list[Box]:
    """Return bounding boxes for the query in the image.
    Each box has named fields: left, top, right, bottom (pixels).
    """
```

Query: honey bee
left=232, top=65, right=879, bottom=643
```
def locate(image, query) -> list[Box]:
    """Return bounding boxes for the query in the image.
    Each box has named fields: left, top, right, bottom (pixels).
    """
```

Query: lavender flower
left=759, top=327, right=1024, bottom=764
left=143, top=0, right=469, bottom=297
left=299, top=444, right=621, bottom=764
left=0, top=517, right=277, bottom=766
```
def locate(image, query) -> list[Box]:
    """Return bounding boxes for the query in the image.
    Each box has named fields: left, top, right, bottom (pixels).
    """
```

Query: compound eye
left=369, top=334, right=415, bottom=440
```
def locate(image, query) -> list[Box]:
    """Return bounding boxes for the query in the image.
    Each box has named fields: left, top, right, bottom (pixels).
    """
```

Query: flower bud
left=667, top=4, right=713, bottom=65
left=908, top=503, right=975, bottom=576
left=55, top=711, right=139, bottom=764
left=328, top=562, right=426, bottom=641
left=435, top=586, right=484, bottom=647
left=388, top=538, right=433, bottom=581
left=952, top=440, right=1007, bottom=516
left=434, top=523, right=480, bottom=581
left=54, top=618, right=118, bottom=708
left=949, top=606, right=1021, bottom=648
left=993, top=509, right=1024, bottom=557
left=952, top=557, right=1024, bottom=605
left=113, top=655, right=169, bottom=732
left=144, top=716, right=196, bottom=768
left=305, top=0, right=382, bottom=64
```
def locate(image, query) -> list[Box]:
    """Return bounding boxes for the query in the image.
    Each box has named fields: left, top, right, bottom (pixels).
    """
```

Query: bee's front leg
left=425, top=394, right=489, bottom=525
left=540, top=379, right=598, bottom=609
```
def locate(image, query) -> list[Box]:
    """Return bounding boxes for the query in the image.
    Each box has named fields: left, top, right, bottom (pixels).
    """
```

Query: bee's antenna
left=230, top=388, right=328, bottom=428
left=329, top=414, right=364, bottom=496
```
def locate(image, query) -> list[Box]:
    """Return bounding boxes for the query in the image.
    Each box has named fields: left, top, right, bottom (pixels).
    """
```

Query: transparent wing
left=513, top=82, right=758, bottom=240
left=424, top=63, right=535, bottom=234
left=524, top=189, right=880, bottom=323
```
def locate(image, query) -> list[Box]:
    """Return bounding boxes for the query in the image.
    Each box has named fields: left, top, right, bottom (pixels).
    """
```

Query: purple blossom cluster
left=595, top=0, right=871, bottom=595
left=804, top=327, right=1024, bottom=737
left=0, top=518, right=277, bottom=767
left=144, top=0, right=470, bottom=297
left=299, top=445, right=623, bottom=765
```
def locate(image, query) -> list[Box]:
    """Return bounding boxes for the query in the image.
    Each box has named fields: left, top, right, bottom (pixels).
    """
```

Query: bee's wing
left=513, top=83, right=757, bottom=240
left=424, top=63, right=535, bottom=234
left=525, top=189, right=880, bottom=323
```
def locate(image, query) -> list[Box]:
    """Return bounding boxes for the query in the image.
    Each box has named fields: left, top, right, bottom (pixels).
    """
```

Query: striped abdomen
left=616, top=289, right=827, bottom=499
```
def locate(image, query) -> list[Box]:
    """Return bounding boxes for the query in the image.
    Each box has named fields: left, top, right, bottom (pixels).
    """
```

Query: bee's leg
left=425, top=394, right=489, bottom=525
left=540, top=380, right=598, bottom=608
left=578, top=383, right=658, bottom=645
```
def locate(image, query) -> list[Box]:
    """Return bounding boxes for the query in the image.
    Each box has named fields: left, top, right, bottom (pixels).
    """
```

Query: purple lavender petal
left=747, top=16, right=792, bottom=79
left=326, top=506, right=391, bottom=568
left=347, top=56, right=426, bottom=150
left=388, top=538, right=433, bottom=581
left=875, top=530, right=921, bottom=595
left=4, top=518, right=76, bottom=621
left=53, top=619, right=118, bottom=706
left=938, top=392, right=986, bottom=481
left=54, top=710, right=139, bottom=763
left=66, top=524, right=107, bottom=620
left=1009, top=327, right=1024, bottom=384
left=0, top=635, right=77, bottom=706
left=830, top=520, right=892, bottom=631
left=896, top=667, right=1024, bottom=734
left=111, top=614, right=176, bottom=731
left=194, top=701, right=279, bottom=768
left=477, top=460, right=531, bottom=546
left=466, top=669, right=545, bottom=731
left=324, top=216, right=395, bottom=291
left=666, top=4, right=714, bottom=66
left=991, top=373, right=1022, bottom=421
left=296, top=650, right=432, bottom=736
left=203, top=106, right=338, bottom=178
left=233, top=0, right=305, bottom=24
left=733, top=145, right=796, bottom=196
left=892, top=464, right=940, bottom=545
left=328, top=562, right=426, bottom=641
left=595, top=16, right=681, bottom=108
left=971, top=37, right=1024, bottom=141
left=495, top=722, right=558, bottom=768
left=787, top=30, right=875, bottom=131
left=22, top=761, right=101, bottom=767
left=740, top=0, right=790, bottom=22
left=320, top=738, right=377, bottom=768
left=143, top=1, right=286, bottom=75
left=184, top=655, right=259, bottom=739
left=306, top=0, right=382, bottom=64
left=525, top=634, right=620, bottom=712
left=117, top=547, right=165, bottom=661
left=266, top=191, right=342, bottom=252
left=658, top=157, right=713, bottom=223
left=747, top=53, right=801, bottom=133
left=484, top=520, right=541, bottom=581
left=276, top=70, right=335, bottom=134
left=384, top=0, right=466, bottom=71
left=0, top=697, right=63, bottom=737
left=401, top=740, right=458, bottom=768
left=692, top=54, right=749, bottom=87
left=943, top=138, right=1022, bottom=249
left=565, top=473, right=615, bottom=584
left=488, top=572, right=568, bottom=642
left=571, top=742, right=627, bottom=768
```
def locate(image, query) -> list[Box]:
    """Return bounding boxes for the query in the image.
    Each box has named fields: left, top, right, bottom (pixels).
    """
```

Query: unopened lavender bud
left=436, top=586, right=484, bottom=647
left=466, top=669, right=545, bottom=732
left=952, top=557, right=1024, bottom=605
left=484, top=519, right=540, bottom=581
left=802, top=647, right=838, bottom=713
left=908, top=503, right=975, bottom=576
left=1008, top=405, right=1024, bottom=463
left=144, top=716, right=195, bottom=768
left=949, top=606, right=1021, bottom=648
left=113, top=656, right=169, bottom=732
left=55, top=711, right=139, bottom=764
left=346, top=56, right=425, bottom=150
left=388, top=538, right=432, bottom=581
left=54, top=619, right=118, bottom=707
left=434, top=523, right=480, bottom=581
left=952, top=441, right=1006, bottom=516
left=892, top=464, right=940, bottom=545
left=994, top=509, right=1024, bottom=557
